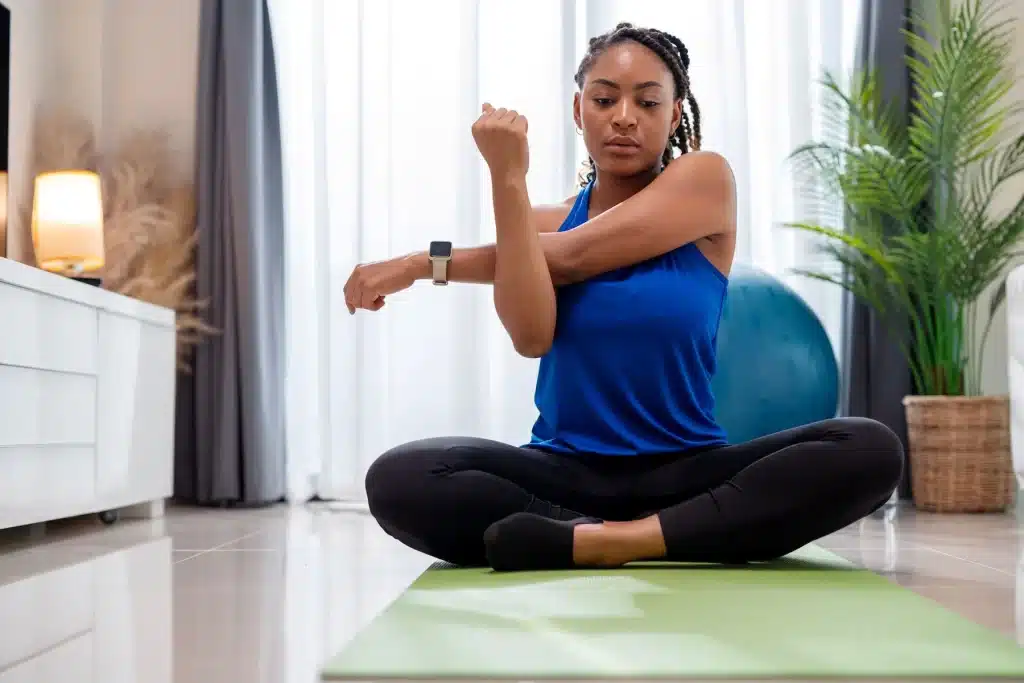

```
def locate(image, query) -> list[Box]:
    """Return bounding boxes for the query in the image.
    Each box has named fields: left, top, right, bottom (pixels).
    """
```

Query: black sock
left=483, top=512, right=600, bottom=571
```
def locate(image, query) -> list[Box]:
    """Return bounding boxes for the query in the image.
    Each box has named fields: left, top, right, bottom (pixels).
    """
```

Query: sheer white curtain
left=272, top=0, right=861, bottom=503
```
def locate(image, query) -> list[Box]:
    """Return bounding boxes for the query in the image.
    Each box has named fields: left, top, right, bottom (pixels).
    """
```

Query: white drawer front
left=0, top=283, right=98, bottom=375
left=0, top=366, right=96, bottom=446
left=0, top=445, right=96, bottom=522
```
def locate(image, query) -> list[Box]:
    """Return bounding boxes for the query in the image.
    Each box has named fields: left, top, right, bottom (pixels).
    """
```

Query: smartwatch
left=428, top=240, right=453, bottom=285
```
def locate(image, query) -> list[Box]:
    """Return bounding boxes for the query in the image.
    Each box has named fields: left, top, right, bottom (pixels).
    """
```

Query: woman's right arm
left=343, top=202, right=575, bottom=311
left=403, top=203, right=574, bottom=285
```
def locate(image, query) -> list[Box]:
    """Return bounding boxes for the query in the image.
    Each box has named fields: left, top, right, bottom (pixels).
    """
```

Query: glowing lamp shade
left=0, top=172, right=8, bottom=252
left=0, top=172, right=8, bottom=228
left=32, top=171, right=105, bottom=274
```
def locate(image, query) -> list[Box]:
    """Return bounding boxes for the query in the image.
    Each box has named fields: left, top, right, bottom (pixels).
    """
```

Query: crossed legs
left=366, top=418, right=904, bottom=570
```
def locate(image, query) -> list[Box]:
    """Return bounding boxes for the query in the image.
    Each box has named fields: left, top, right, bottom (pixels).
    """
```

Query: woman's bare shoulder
left=532, top=195, right=577, bottom=233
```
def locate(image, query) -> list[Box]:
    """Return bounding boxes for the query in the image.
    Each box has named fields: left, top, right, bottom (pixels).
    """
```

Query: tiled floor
left=0, top=500, right=1019, bottom=682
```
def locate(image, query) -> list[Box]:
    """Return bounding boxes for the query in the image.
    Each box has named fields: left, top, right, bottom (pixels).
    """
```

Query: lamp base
left=47, top=264, right=103, bottom=287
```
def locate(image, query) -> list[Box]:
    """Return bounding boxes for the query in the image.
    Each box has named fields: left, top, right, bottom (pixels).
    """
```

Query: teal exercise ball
left=711, top=263, right=839, bottom=443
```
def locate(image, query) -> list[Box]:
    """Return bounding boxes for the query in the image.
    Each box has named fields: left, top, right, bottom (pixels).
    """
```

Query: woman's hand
left=472, top=103, right=529, bottom=180
left=343, top=253, right=426, bottom=314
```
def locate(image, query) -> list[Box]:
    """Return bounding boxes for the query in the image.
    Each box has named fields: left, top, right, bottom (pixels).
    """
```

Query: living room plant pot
left=903, top=394, right=1015, bottom=513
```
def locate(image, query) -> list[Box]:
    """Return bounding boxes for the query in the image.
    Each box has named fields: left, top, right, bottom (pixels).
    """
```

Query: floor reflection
left=0, top=500, right=1018, bottom=682
left=823, top=501, right=1022, bottom=643
left=0, top=520, right=172, bottom=683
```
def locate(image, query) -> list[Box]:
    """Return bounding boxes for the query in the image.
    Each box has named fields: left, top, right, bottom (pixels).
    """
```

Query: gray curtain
left=843, top=0, right=915, bottom=497
left=174, top=0, right=286, bottom=506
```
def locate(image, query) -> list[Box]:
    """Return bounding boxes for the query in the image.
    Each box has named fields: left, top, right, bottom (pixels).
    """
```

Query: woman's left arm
left=548, top=151, right=737, bottom=283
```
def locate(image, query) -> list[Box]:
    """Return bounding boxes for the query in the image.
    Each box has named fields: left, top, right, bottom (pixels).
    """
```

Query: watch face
left=429, top=241, right=453, bottom=258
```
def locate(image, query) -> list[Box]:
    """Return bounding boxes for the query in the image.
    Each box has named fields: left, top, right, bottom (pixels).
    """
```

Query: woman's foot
left=574, top=517, right=668, bottom=567
left=483, top=512, right=668, bottom=571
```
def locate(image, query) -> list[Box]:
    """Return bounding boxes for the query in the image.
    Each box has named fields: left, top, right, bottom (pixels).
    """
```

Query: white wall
left=4, top=0, right=200, bottom=264
left=42, top=0, right=105, bottom=125
left=99, top=0, right=200, bottom=180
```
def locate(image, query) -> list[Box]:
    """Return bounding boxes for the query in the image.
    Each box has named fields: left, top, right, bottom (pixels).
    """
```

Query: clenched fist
left=343, top=254, right=423, bottom=314
left=472, top=103, right=529, bottom=180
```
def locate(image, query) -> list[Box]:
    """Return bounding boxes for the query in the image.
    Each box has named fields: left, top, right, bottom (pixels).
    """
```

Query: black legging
left=365, top=417, right=904, bottom=567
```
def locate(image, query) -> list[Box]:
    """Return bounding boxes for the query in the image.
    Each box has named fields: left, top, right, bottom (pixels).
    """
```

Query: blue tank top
left=528, top=180, right=730, bottom=455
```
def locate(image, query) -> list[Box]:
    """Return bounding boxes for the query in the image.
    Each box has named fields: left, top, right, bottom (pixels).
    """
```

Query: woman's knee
left=839, top=417, right=905, bottom=491
left=364, top=438, right=489, bottom=566
left=364, top=438, right=448, bottom=524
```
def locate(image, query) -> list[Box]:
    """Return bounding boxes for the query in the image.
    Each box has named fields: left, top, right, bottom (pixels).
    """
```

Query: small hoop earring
left=575, top=127, right=583, bottom=136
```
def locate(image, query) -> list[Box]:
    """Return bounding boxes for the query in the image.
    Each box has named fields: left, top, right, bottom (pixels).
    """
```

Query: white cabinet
left=0, top=258, right=176, bottom=530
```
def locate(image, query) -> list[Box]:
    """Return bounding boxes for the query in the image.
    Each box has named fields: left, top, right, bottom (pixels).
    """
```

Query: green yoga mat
left=323, top=544, right=1024, bottom=681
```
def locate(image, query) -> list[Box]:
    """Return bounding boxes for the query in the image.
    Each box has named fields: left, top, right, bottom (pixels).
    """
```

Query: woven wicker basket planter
left=903, top=395, right=1015, bottom=513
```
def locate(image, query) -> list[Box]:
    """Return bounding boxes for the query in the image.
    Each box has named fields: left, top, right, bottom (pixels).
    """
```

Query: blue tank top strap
left=561, top=182, right=592, bottom=229
left=528, top=180, right=729, bottom=456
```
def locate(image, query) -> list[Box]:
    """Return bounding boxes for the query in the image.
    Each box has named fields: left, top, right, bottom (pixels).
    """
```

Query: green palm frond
left=785, top=0, right=1024, bottom=396
left=905, top=1, right=1017, bottom=170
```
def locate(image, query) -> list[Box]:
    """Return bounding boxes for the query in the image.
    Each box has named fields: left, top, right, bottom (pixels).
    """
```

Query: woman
left=345, top=23, right=903, bottom=571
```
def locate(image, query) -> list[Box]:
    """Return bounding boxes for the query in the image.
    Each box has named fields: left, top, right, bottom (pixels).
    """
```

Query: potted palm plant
left=786, top=0, right=1023, bottom=512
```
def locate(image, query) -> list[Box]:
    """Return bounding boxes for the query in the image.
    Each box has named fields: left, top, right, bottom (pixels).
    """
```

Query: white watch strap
left=431, top=257, right=449, bottom=285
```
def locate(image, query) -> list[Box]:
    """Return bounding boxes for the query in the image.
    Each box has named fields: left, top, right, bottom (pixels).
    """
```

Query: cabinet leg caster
left=98, top=510, right=119, bottom=525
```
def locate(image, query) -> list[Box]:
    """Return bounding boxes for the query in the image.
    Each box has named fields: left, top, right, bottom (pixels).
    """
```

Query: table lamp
left=31, top=170, right=105, bottom=285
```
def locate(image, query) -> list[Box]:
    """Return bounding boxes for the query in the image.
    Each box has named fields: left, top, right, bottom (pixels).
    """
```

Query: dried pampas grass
left=25, top=109, right=215, bottom=371
left=29, top=109, right=97, bottom=173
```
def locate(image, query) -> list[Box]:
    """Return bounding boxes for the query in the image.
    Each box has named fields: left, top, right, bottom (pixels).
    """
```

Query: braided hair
left=575, top=23, right=702, bottom=186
